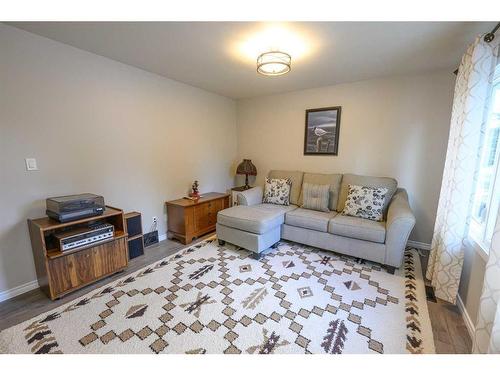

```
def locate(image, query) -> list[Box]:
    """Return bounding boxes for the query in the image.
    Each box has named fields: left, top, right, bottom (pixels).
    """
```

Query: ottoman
left=216, top=204, right=296, bottom=259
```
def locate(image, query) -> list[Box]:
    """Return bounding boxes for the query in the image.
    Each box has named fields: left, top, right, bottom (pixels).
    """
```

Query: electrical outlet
left=152, top=217, right=158, bottom=225
left=25, top=158, right=38, bottom=171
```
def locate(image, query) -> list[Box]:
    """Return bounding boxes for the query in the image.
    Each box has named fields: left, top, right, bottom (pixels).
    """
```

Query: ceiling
left=8, top=22, right=495, bottom=99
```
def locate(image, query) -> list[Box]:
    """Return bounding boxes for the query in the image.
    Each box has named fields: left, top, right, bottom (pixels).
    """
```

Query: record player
left=46, top=193, right=105, bottom=222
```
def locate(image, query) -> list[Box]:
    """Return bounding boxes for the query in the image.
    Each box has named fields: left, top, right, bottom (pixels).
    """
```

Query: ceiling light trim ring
left=257, top=51, right=292, bottom=76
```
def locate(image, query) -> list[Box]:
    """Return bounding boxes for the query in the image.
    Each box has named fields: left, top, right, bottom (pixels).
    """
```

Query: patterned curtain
left=474, top=206, right=500, bottom=353
left=426, top=37, right=498, bottom=303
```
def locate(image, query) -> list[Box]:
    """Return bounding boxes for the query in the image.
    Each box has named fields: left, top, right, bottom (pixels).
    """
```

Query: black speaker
left=125, top=211, right=144, bottom=259
left=126, top=213, right=142, bottom=238
left=128, top=237, right=144, bottom=259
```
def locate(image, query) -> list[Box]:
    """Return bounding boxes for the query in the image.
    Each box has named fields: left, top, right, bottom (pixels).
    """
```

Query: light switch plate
left=25, top=158, right=38, bottom=171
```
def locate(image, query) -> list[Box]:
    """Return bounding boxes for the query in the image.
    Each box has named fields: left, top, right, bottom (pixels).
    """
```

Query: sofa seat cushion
left=328, top=215, right=386, bottom=243
left=253, top=203, right=298, bottom=214
left=285, top=208, right=337, bottom=232
left=217, top=204, right=297, bottom=235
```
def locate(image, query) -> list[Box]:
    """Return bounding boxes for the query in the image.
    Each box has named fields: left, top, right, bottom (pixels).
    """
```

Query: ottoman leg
left=251, top=252, right=263, bottom=260
left=385, top=265, right=396, bottom=275
left=218, top=239, right=226, bottom=246
left=271, top=242, right=279, bottom=249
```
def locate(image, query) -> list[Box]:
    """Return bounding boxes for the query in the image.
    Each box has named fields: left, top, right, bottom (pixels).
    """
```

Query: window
left=470, top=65, right=500, bottom=252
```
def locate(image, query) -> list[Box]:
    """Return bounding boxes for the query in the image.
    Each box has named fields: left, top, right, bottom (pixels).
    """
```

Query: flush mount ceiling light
left=257, top=51, right=291, bottom=76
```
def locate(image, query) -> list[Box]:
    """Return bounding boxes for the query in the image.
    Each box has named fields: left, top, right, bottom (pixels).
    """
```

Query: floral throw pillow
left=263, top=178, right=292, bottom=206
left=341, top=184, right=388, bottom=221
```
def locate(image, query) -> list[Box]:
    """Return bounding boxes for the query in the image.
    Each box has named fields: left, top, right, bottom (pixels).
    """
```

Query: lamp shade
left=236, top=159, right=257, bottom=176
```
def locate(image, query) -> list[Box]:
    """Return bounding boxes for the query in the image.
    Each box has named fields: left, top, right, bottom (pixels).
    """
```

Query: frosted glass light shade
left=257, top=51, right=291, bottom=76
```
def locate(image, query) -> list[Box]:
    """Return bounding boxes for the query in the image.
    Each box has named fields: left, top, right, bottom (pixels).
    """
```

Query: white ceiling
left=8, top=22, right=496, bottom=99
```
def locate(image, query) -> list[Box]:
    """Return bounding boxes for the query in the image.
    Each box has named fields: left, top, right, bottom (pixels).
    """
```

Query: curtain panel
left=474, top=205, right=500, bottom=353
left=426, top=37, right=498, bottom=303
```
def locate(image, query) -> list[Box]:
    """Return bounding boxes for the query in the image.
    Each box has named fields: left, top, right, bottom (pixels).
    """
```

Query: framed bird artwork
left=304, top=106, right=341, bottom=155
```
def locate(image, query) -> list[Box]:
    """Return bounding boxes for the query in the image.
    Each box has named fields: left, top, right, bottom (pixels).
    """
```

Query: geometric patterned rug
left=0, top=237, right=434, bottom=354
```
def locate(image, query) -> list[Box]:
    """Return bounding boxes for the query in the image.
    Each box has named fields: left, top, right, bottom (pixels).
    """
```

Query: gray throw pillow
left=341, top=184, right=388, bottom=221
left=263, top=178, right=291, bottom=206
left=301, top=183, right=330, bottom=212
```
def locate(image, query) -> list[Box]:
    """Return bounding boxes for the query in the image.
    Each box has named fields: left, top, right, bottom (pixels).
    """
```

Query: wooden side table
left=166, top=192, right=230, bottom=245
left=230, top=186, right=251, bottom=206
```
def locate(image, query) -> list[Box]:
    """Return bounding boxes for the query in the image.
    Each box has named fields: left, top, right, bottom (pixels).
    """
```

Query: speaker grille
left=126, top=215, right=142, bottom=237
left=128, top=237, right=144, bottom=259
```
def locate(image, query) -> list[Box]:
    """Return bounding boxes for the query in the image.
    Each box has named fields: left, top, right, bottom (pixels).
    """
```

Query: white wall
left=236, top=71, right=455, bottom=244
left=458, top=244, right=487, bottom=327
left=0, top=24, right=238, bottom=295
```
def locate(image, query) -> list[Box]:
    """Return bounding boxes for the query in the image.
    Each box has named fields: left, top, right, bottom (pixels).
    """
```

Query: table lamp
left=236, top=159, right=257, bottom=189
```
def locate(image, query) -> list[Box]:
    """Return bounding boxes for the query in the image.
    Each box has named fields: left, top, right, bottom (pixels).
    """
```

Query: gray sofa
left=216, top=170, right=415, bottom=270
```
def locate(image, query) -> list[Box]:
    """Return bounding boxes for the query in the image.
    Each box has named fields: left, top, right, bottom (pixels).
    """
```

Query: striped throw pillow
left=301, top=183, right=330, bottom=212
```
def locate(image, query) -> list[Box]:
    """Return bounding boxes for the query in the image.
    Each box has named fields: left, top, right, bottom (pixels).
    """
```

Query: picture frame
left=303, top=106, right=341, bottom=155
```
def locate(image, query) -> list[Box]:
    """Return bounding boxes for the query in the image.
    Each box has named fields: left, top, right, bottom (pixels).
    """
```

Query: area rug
left=0, top=238, right=434, bottom=354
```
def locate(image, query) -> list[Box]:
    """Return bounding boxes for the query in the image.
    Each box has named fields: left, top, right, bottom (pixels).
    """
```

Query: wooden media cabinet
left=28, top=206, right=128, bottom=300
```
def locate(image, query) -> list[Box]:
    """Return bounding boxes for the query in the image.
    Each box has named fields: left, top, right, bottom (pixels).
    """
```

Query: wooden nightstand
left=230, top=186, right=252, bottom=206
left=166, top=192, right=230, bottom=245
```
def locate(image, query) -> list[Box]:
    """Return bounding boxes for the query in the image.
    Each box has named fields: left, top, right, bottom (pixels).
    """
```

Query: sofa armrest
left=385, top=188, right=416, bottom=267
left=237, top=186, right=263, bottom=206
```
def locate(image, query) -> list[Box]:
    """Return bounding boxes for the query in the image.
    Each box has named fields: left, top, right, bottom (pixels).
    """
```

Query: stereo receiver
left=53, top=223, right=114, bottom=252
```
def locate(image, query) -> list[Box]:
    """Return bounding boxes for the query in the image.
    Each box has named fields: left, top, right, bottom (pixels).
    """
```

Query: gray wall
left=0, top=23, right=487, bottom=328
left=236, top=71, right=456, bottom=244
left=0, top=24, right=238, bottom=295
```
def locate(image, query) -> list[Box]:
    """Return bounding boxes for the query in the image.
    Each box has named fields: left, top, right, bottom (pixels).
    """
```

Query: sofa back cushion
left=268, top=170, right=304, bottom=206
left=299, top=173, right=343, bottom=211
left=336, top=174, right=397, bottom=216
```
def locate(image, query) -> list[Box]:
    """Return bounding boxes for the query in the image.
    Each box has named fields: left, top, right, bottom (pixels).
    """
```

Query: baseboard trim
left=0, top=233, right=181, bottom=303
left=0, top=279, right=39, bottom=303
left=407, top=240, right=431, bottom=251
left=457, top=294, right=475, bottom=339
